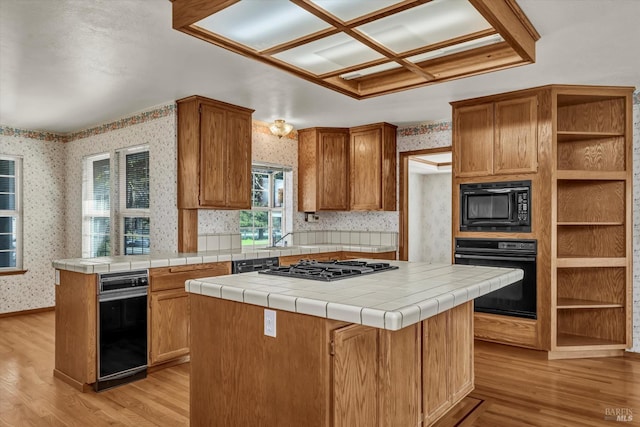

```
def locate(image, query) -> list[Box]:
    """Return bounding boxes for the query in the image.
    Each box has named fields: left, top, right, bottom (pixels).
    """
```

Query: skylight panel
left=340, top=62, right=402, bottom=80
left=309, top=0, right=404, bottom=22
left=407, top=34, right=504, bottom=63
left=357, top=0, right=492, bottom=53
left=195, top=1, right=330, bottom=51
left=273, top=33, right=385, bottom=75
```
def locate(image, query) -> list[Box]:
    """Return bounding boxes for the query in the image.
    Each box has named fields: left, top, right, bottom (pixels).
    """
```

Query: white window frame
left=82, top=153, right=111, bottom=258
left=118, top=146, right=150, bottom=255
left=0, top=155, right=22, bottom=271
left=241, top=164, right=289, bottom=249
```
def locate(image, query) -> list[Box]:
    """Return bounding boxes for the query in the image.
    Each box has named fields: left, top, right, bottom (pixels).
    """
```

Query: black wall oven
left=460, top=180, right=531, bottom=232
left=454, top=238, right=537, bottom=319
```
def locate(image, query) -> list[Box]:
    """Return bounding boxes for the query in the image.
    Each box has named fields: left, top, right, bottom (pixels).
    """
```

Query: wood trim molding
left=399, top=146, right=452, bottom=261
left=0, top=269, right=28, bottom=276
left=0, top=306, right=54, bottom=318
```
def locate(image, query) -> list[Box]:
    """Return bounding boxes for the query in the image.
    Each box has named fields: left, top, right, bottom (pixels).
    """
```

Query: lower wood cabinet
left=423, top=302, right=474, bottom=425
left=190, top=295, right=473, bottom=426
left=148, top=261, right=231, bottom=367
left=149, top=288, right=190, bottom=366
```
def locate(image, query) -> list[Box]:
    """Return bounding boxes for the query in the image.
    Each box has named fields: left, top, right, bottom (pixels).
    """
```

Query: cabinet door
left=225, top=110, right=252, bottom=209
left=199, top=103, right=227, bottom=207
left=332, top=325, right=379, bottom=427
left=422, top=301, right=474, bottom=425
left=422, top=310, right=451, bottom=425
left=453, top=104, right=494, bottom=177
left=318, top=130, right=349, bottom=210
left=448, top=302, right=474, bottom=402
left=494, top=96, right=538, bottom=174
left=350, top=128, right=382, bottom=210
left=149, top=289, right=190, bottom=366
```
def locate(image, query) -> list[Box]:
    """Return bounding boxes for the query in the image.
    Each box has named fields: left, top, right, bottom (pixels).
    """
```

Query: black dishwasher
left=96, top=270, right=149, bottom=391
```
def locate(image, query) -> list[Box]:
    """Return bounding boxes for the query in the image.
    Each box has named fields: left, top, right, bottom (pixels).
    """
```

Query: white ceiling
left=1, top=0, right=639, bottom=134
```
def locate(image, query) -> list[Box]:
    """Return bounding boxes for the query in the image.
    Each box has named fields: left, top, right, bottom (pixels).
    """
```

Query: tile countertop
left=51, top=244, right=397, bottom=274
left=186, top=261, right=524, bottom=331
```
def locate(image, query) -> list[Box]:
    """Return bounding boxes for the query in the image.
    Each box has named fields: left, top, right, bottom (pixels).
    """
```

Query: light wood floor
left=1, top=311, right=638, bottom=426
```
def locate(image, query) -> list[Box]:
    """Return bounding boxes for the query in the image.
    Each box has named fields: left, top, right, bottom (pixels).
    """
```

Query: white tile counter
left=51, top=244, right=396, bottom=274
left=186, top=261, right=524, bottom=330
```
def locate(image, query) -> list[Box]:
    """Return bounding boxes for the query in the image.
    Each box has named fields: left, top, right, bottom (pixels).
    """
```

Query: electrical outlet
left=264, top=309, right=276, bottom=337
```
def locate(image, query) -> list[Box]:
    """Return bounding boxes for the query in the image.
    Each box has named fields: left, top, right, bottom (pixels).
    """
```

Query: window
left=0, top=156, right=22, bottom=270
left=83, top=153, right=111, bottom=258
left=82, top=146, right=150, bottom=258
left=120, top=148, right=150, bottom=255
left=240, top=165, right=289, bottom=248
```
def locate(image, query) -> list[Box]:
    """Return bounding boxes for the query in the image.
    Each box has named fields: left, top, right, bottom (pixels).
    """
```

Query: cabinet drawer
left=150, top=261, right=231, bottom=292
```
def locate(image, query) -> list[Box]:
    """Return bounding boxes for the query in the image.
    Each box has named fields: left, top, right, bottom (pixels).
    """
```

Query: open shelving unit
left=550, top=87, right=633, bottom=359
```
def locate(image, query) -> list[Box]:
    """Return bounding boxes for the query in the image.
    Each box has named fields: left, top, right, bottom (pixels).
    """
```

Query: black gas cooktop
left=258, top=260, right=398, bottom=282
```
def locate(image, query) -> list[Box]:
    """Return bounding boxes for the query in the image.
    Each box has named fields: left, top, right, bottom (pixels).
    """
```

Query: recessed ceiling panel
left=273, top=33, right=385, bottom=75
left=309, top=0, right=404, bottom=22
left=357, top=0, right=492, bottom=53
left=195, top=1, right=330, bottom=51
left=408, top=34, right=504, bottom=63
left=340, top=62, right=402, bottom=80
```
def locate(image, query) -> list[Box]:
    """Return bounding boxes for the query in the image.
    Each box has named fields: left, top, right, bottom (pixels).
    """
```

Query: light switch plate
left=264, top=309, right=276, bottom=337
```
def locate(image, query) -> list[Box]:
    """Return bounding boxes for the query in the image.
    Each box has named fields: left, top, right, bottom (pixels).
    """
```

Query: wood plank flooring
left=1, top=311, right=638, bottom=426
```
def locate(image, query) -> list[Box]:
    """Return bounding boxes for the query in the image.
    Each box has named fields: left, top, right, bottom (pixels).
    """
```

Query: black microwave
left=460, top=180, right=531, bottom=232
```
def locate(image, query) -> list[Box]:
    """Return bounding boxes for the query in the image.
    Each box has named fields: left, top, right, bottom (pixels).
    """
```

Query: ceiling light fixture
left=172, top=0, right=539, bottom=99
left=269, top=119, right=294, bottom=138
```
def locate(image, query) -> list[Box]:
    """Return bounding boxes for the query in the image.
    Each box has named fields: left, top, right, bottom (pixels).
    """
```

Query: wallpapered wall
left=0, top=134, right=66, bottom=312
left=1, top=94, right=638, bottom=354
left=408, top=173, right=452, bottom=264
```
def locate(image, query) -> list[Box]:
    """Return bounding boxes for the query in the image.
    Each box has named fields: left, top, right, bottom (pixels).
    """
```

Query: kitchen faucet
left=272, top=232, right=293, bottom=247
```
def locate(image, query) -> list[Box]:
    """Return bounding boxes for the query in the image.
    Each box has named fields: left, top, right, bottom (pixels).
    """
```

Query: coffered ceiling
left=173, top=0, right=539, bottom=98
left=0, top=0, right=639, bottom=134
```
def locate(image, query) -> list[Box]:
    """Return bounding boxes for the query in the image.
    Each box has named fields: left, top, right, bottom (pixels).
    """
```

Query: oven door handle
left=99, top=288, right=148, bottom=302
left=454, top=254, right=536, bottom=262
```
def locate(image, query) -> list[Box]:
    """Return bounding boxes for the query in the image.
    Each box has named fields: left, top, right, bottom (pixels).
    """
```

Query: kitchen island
left=186, top=261, right=523, bottom=427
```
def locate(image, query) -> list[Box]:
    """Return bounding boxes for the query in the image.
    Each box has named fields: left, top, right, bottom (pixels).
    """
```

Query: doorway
left=399, top=147, right=452, bottom=262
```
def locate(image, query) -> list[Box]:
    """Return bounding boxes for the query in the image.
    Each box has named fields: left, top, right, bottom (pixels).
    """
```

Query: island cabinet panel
left=190, top=295, right=338, bottom=427
left=423, top=302, right=474, bottom=426
left=190, top=295, right=473, bottom=427
left=298, top=127, right=350, bottom=212
left=148, top=262, right=230, bottom=367
left=349, top=123, right=397, bottom=211
left=332, top=325, right=379, bottom=427
left=53, top=270, right=97, bottom=392
left=453, top=95, right=537, bottom=177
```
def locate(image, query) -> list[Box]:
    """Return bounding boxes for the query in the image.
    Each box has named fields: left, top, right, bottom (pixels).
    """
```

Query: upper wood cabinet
left=298, top=123, right=397, bottom=212
left=177, top=95, right=254, bottom=209
left=298, top=127, right=350, bottom=212
left=453, top=96, right=538, bottom=177
left=349, top=123, right=397, bottom=211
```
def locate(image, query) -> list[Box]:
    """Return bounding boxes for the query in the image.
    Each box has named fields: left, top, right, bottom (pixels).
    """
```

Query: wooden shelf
left=556, top=221, right=623, bottom=226
left=556, top=257, right=627, bottom=268
left=556, top=333, right=626, bottom=349
left=556, top=298, right=623, bottom=309
left=556, top=131, right=623, bottom=142
left=556, top=170, right=627, bottom=180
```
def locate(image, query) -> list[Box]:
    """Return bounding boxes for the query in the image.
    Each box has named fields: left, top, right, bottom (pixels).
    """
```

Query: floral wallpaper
left=408, top=172, right=451, bottom=263
left=0, top=134, right=66, bottom=313
left=64, top=106, right=178, bottom=257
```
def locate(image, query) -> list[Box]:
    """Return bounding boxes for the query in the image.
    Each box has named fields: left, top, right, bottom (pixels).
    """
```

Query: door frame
left=398, top=146, right=452, bottom=261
